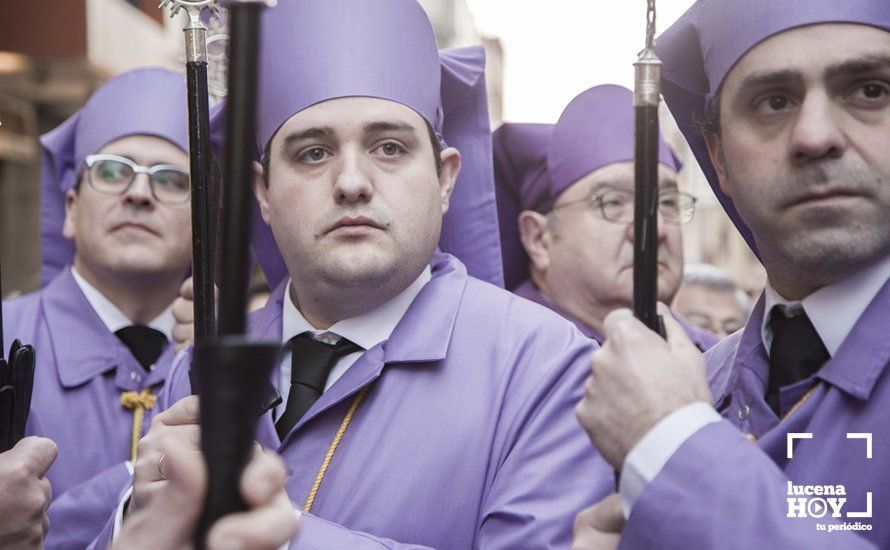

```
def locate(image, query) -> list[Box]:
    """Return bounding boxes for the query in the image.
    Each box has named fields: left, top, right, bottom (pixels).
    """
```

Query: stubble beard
left=724, top=155, right=890, bottom=290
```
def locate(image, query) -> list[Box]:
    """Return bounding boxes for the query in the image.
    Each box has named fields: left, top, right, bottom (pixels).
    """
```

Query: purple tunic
left=93, top=252, right=614, bottom=548
left=513, top=280, right=718, bottom=352
left=620, top=279, right=890, bottom=548
left=2, top=268, right=174, bottom=549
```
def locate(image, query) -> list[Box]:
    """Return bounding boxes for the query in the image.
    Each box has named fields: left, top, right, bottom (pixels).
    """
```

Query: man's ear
left=252, top=160, right=272, bottom=226
left=518, top=210, right=552, bottom=273
left=704, top=132, right=732, bottom=198
left=437, top=147, right=461, bottom=214
left=62, top=188, right=78, bottom=240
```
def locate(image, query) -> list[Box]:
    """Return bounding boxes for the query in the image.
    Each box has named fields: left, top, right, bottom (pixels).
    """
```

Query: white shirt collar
left=71, top=267, right=174, bottom=341
left=761, top=254, right=890, bottom=356
left=281, top=265, right=432, bottom=349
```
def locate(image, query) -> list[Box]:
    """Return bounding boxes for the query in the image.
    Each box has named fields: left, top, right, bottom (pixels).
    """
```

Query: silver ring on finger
left=158, top=453, right=168, bottom=480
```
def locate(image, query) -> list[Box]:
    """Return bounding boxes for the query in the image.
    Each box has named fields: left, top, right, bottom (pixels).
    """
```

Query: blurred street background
left=0, top=0, right=763, bottom=297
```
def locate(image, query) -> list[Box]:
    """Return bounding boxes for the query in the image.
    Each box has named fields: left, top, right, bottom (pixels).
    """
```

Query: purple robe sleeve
left=45, top=462, right=131, bottom=550
left=294, top=514, right=434, bottom=548
left=619, top=421, right=877, bottom=549
left=475, top=336, right=613, bottom=549
left=158, top=349, right=195, bottom=407
left=85, top=514, right=116, bottom=550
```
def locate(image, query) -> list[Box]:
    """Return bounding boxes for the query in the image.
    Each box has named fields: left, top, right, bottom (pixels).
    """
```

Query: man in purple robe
left=2, top=68, right=194, bottom=548
left=98, top=1, right=614, bottom=548
left=494, top=85, right=717, bottom=351
left=573, top=1, right=890, bottom=548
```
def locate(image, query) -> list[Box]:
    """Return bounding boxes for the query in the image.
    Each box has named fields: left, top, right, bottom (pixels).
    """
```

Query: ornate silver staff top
left=159, top=0, right=221, bottom=63
left=634, top=0, right=661, bottom=108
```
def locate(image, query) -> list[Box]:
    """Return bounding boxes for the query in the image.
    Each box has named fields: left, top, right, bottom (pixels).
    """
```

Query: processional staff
left=633, top=0, right=667, bottom=337
left=160, top=1, right=280, bottom=547
left=160, top=0, right=219, bottom=344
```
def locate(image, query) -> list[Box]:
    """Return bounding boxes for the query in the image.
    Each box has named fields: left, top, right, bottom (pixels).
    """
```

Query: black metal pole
left=0, top=254, right=7, bottom=451
left=193, top=2, right=278, bottom=547
left=215, top=3, right=261, bottom=337
left=633, top=97, right=661, bottom=332
left=160, top=1, right=219, bottom=346
left=632, top=1, right=665, bottom=337
left=0, top=253, right=4, bottom=359
left=0, top=226, right=35, bottom=454
left=186, top=58, right=217, bottom=342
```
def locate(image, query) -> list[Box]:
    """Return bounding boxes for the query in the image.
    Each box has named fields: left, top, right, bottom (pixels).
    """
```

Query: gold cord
left=781, top=383, right=820, bottom=422
left=745, top=383, right=822, bottom=443
left=120, top=388, right=157, bottom=461
left=303, top=386, right=370, bottom=513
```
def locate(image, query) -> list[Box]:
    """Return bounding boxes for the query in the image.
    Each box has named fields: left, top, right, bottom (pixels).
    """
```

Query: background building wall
left=0, top=0, right=181, bottom=295
left=0, top=0, right=757, bottom=298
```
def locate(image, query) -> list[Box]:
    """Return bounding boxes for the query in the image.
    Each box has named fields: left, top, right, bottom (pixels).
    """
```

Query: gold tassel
left=120, top=388, right=158, bottom=462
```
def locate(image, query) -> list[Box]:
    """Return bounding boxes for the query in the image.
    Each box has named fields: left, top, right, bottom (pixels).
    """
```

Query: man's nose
left=624, top=206, right=670, bottom=243
left=788, top=92, right=847, bottom=165
left=123, top=172, right=155, bottom=205
left=332, top=152, right=374, bottom=204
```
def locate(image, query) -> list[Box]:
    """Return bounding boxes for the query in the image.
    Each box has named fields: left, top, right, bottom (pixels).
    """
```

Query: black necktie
left=115, top=326, right=167, bottom=371
left=767, top=308, right=829, bottom=415
left=275, top=333, right=362, bottom=439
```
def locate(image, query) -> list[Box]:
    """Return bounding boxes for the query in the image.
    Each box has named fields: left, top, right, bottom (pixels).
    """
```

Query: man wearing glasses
left=494, top=85, right=717, bottom=350
left=1, top=68, right=194, bottom=547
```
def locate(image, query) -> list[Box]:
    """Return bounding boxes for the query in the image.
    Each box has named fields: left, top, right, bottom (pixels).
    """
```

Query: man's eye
left=376, top=142, right=405, bottom=157
left=298, top=148, right=329, bottom=163
left=851, top=82, right=890, bottom=102
left=659, top=197, right=680, bottom=209
left=755, top=94, right=791, bottom=114
left=95, top=160, right=132, bottom=183
left=769, top=96, right=789, bottom=110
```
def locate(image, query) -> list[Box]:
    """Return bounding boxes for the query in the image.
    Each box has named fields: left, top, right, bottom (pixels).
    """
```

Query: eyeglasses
left=551, top=189, right=697, bottom=225
left=84, top=154, right=191, bottom=205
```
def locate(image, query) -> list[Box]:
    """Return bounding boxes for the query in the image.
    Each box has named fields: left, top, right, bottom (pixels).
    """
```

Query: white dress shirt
left=619, top=255, right=890, bottom=519
left=760, top=254, right=890, bottom=356
left=274, top=266, right=431, bottom=420
left=71, top=267, right=174, bottom=349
